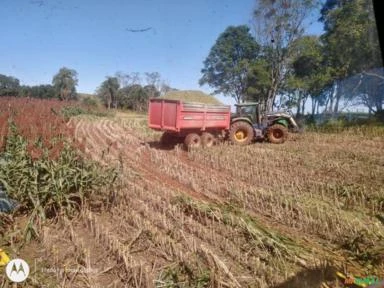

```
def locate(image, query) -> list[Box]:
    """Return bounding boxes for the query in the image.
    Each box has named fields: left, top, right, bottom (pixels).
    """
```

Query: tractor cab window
left=237, top=106, right=256, bottom=116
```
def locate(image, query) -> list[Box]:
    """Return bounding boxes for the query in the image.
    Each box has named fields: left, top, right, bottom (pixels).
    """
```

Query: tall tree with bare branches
left=252, top=0, right=318, bottom=111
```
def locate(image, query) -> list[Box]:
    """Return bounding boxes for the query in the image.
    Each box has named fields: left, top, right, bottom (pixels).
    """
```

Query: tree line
left=200, top=0, right=383, bottom=117
left=0, top=69, right=174, bottom=112
left=0, top=67, right=78, bottom=100
left=96, top=72, right=176, bottom=111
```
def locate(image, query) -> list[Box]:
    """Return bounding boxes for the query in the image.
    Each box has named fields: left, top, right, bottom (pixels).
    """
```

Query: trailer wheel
left=267, top=124, right=288, bottom=144
left=184, top=133, right=201, bottom=149
left=201, top=132, right=215, bottom=148
left=229, top=121, right=254, bottom=145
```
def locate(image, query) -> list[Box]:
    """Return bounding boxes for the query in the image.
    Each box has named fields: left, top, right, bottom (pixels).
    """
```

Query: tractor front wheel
left=229, top=121, right=254, bottom=145
left=184, top=133, right=201, bottom=149
left=267, top=124, right=288, bottom=144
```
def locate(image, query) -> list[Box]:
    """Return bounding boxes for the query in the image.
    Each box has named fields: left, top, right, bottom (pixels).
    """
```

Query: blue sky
left=1, top=0, right=322, bottom=105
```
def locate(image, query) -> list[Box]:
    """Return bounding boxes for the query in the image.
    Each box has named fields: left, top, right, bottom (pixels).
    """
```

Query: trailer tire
left=184, top=133, right=201, bottom=149
left=267, top=124, right=288, bottom=144
left=229, top=121, right=254, bottom=145
left=201, top=132, right=215, bottom=148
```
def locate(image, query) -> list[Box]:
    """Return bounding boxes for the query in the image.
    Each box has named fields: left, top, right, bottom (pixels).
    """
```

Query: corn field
left=1, top=100, right=384, bottom=288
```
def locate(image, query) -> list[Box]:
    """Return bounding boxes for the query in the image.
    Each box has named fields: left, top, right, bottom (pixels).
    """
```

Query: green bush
left=82, top=96, right=101, bottom=108
left=61, top=104, right=112, bottom=120
left=61, top=106, right=87, bottom=119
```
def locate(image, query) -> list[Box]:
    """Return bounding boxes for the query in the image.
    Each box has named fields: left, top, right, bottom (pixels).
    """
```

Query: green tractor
left=229, top=103, right=300, bottom=145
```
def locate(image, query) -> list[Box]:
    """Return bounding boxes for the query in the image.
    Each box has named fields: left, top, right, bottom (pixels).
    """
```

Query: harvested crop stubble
left=26, top=112, right=383, bottom=288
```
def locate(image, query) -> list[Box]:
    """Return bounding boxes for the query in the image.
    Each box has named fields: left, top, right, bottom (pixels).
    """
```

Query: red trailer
left=148, top=98, right=231, bottom=148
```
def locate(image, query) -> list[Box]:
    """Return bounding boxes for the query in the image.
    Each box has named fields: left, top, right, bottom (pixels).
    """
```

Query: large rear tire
left=267, top=124, right=288, bottom=144
left=201, top=132, right=215, bottom=148
left=229, top=121, right=254, bottom=145
left=184, top=133, right=201, bottom=149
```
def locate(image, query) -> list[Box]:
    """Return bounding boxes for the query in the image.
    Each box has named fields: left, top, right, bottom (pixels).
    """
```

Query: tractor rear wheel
left=201, top=132, right=215, bottom=148
left=229, top=121, right=254, bottom=145
left=267, top=124, right=288, bottom=144
left=184, top=133, right=201, bottom=149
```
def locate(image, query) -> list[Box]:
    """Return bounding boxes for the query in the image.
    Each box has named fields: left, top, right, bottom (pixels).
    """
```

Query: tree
left=117, top=84, right=149, bottom=111
left=320, top=0, right=382, bottom=113
left=252, top=0, right=318, bottom=111
left=199, top=25, right=260, bottom=103
left=145, top=72, right=161, bottom=94
left=357, top=70, right=384, bottom=114
left=245, top=59, right=271, bottom=105
left=319, top=0, right=352, bottom=29
left=284, top=35, right=331, bottom=115
left=97, top=77, right=120, bottom=109
left=143, top=84, right=160, bottom=99
left=52, top=67, right=78, bottom=101
left=0, top=74, right=20, bottom=96
left=342, top=68, right=384, bottom=113
left=113, top=71, right=169, bottom=110
left=115, top=71, right=141, bottom=88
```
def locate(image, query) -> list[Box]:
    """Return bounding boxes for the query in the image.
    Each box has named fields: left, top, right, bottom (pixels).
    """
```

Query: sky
left=1, top=0, right=323, bottom=105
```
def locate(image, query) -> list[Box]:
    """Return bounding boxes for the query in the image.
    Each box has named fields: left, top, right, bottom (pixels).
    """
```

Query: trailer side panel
left=148, top=99, right=230, bottom=133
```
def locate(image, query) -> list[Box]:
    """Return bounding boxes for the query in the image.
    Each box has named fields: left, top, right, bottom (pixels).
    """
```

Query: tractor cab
left=232, top=102, right=261, bottom=126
